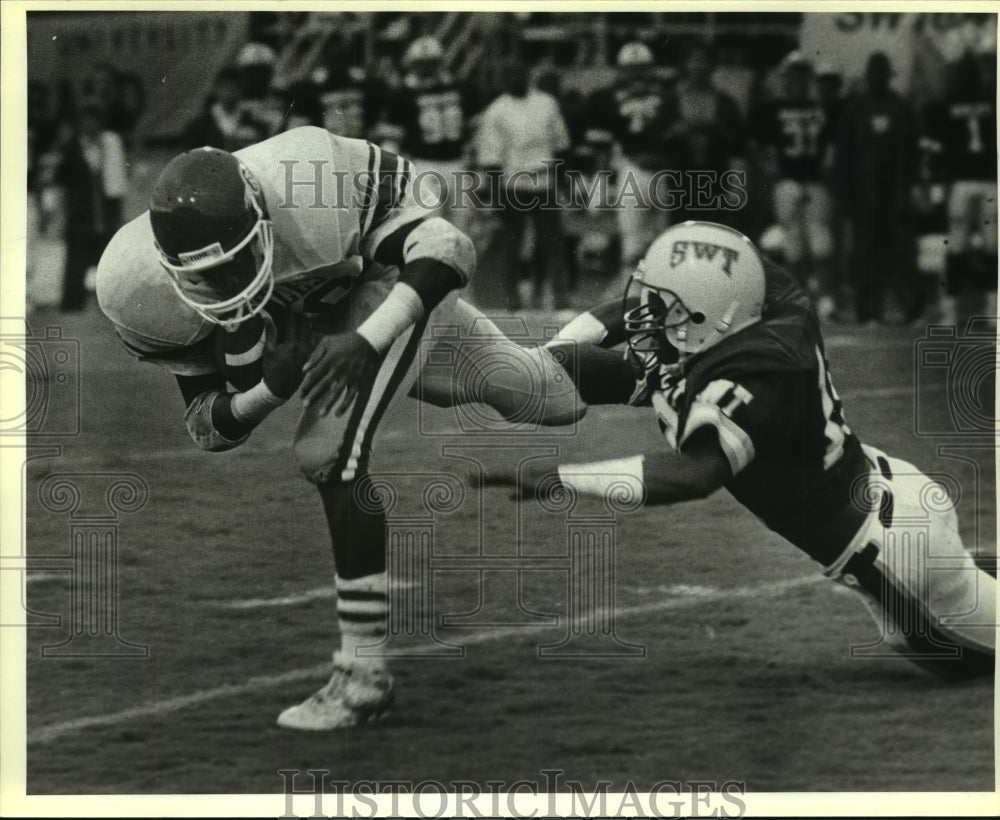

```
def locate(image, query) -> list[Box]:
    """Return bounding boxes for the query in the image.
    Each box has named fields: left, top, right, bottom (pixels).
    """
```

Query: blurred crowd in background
left=26, top=10, right=998, bottom=326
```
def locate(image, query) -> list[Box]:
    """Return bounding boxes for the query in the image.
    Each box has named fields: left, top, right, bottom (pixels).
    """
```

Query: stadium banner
left=799, top=12, right=994, bottom=97
left=27, top=11, right=250, bottom=139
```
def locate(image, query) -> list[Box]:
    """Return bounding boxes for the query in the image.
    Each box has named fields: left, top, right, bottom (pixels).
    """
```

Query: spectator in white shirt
left=477, top=60, right=571, bottom=310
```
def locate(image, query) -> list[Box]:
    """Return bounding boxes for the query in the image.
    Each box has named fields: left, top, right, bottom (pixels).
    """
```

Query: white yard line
left=27, top=575, right=825, bottom=746
left=210, top=586, right=337, bottom=609
left=209, top=579, right=419, bottom=610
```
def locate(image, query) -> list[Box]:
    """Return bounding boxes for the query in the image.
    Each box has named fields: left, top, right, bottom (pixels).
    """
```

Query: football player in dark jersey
left=386, top=36, right=478, bottom=225
left=590, top=42, right=676, bottom=272
left=481, top=221, right=996, bottom=678
left=922, top=50, right=997, bottom=324
left=750, top=53, right=836, bottom=319
left=314, top=60, right=384, bottom=141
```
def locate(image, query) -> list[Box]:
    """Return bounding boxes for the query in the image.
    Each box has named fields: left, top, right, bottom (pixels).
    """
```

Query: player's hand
left=300, top=331, right=380, bottom=417
left=261, top=311, right=312, bottom=400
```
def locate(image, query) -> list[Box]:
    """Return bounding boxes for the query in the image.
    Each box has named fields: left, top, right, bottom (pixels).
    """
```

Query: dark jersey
left=591, top=80, right=674, bottom=167
left=924, top=96, right=997, bottom=182
left=646, top=266, right=870, bottom=560
left=319, top=66, right=383, bottom=140
left=390, top=74, right=474, bottom=162
left=836, top=91, right=917, bottom=206
left=751, top=99, right=830, bottom=181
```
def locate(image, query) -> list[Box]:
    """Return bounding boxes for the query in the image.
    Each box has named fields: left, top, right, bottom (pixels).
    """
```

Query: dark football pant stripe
left=844, top=541, right=993, bottom=678
left=329, top=313, right=429, bottom=482
left=354, top=314, right=431, bottom=477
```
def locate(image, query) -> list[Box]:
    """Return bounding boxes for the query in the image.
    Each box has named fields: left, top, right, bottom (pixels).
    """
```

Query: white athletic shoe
left=277, top=652, right=394, bottom=730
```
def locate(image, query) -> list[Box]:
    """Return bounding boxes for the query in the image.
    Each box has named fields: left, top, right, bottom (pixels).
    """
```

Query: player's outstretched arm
left=547, top=296, right=640, bottom=349
left=479, top=429, right=732, bottom=506
left=543, top=341, right=639, bottom=407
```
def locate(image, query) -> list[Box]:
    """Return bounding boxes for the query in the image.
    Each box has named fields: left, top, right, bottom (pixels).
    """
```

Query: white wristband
left=356, top=282, right=425, bottom=354
left=230, top=380, right=286, bottom=425
left=557, top=455, right=646, bottom=500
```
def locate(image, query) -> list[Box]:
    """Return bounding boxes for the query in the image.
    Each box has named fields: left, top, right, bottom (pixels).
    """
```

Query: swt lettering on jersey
left=670, top=241, right=740, bottom=276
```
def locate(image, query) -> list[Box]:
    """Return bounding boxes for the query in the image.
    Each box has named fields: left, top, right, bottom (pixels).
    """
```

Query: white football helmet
left=624, top=221, right=765, bottom=367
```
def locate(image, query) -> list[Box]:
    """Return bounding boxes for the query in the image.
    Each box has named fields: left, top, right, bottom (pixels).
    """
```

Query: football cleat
left=277, top=652, right=394, bottom=731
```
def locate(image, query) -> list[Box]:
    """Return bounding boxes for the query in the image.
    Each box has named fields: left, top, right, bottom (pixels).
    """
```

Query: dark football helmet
left=150, top=146, right=274, bottom=327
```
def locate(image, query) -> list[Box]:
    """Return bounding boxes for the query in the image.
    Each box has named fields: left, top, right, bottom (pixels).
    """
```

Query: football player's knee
left=294, top=433, right=343, bottom=484
left=294, top=411, right=356, bottom=484
left=526, top=344, right=587, bottom=425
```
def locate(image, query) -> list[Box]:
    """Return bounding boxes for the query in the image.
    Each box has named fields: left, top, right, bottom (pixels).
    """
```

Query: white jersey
left=97, top=126, right=434, bottom=375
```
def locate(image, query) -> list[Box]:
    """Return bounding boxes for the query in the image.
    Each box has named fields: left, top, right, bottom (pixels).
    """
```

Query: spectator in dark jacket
left=55, top=105, right=127, bottom=311
left=836, top=52, right=921, bottom=324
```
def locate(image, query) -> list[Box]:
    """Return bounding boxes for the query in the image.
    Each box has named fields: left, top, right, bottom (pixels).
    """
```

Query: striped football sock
left=336, top=572, right=388, bottom=668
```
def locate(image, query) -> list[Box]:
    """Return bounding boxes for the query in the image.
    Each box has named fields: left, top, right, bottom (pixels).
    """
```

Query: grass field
left=18, top=297, right=996, bottom=797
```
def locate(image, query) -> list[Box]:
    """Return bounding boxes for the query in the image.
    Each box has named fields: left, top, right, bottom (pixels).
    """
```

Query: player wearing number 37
left=483, top=221, right=996, bottom=677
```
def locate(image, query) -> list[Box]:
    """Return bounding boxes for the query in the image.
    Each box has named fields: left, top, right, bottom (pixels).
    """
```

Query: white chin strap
left=715, top=302, right=740, bottom=334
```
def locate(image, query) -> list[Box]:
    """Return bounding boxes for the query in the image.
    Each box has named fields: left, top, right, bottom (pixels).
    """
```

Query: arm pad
left=184, top=391, right=251, bottom=452
left=402, top=216, right=476, bottom=285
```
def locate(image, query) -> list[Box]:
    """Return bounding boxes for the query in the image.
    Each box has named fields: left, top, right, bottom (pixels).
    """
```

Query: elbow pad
left=403, top=217, right=476, bottom=284
left=184, top=391, right=251, bottom=452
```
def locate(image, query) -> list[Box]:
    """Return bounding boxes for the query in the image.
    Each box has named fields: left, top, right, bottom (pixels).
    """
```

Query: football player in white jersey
left=97, top=126, right=583, bottom=730
left=481, top=221, right=996, bottom=678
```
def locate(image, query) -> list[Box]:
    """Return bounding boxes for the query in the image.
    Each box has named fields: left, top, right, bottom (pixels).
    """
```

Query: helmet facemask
left=623, top=275, right=686, bottom=380
left=156, top=181, right=274, bottom=330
